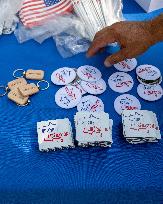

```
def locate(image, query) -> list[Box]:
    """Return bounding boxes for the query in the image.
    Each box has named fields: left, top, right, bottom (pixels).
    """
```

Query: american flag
left=19, top=0, right=73, bottom=28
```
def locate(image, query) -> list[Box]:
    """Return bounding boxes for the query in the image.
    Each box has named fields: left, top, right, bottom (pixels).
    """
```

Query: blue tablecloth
left=0, top=1, right=163, bottom=203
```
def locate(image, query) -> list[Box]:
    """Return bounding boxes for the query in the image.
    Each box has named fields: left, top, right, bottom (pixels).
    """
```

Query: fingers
left=104, top=48, right=130, bottom=67
left=87, top=29, right=116, bottom=57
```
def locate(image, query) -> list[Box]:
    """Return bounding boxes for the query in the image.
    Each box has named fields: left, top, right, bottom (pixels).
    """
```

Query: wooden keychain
left=0, top=73, right=49, bottom=106
left=18, top=80, right=50, bottom=97
left=8, top=88, right=30, bottom=106
left=0, top=79, right=30, bottom=106
left=8, top=78, right=28, bottom=90
left=7, top=80, right=49, bottom=106
left=13, top=69, right=44, bottom=80
left=0, top=78, right=28, bottom=97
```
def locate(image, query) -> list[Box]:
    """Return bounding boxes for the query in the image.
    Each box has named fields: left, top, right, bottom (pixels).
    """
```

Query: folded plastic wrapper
left=15, top=14, right=91, bottom=58
left=14, top=0, right=123, bottom=58
left=0, top=0, right=24, bottom=35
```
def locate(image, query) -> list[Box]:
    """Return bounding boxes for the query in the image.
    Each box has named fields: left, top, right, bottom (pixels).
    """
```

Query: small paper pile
left=74, top=112, right=113, bottom=147
left=122, top=110, right=161, bottom=144
left=37, top=119, right=74, bottom=151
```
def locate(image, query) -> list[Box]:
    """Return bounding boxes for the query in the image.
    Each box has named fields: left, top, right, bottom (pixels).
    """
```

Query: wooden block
left=8, top=88, right=29, bottom=105
left=8, top=78, right=27, bottom=90
left=25, top=69, right=44, bottom=80
left=19, top=83, right=39, bottom=97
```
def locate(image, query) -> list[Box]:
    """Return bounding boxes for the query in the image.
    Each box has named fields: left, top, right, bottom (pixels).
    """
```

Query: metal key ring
left=17, top=99, right=31, bottom=107
left=13, top=69, right=25, bottom=79
left=37, top=80, right=49, bottom=91
left=0, top=85, right=8, bottom=97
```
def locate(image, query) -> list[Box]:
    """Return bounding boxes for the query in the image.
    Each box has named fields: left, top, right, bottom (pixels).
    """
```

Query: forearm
left=149, top=13, right=163, bottom=44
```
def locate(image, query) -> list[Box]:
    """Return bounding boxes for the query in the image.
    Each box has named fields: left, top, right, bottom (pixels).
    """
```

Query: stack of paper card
left=122, top=110, right=161, bottom=144
left=74, top=112, right=113, bottom=147
left=37, top=119, right=74, bottom=151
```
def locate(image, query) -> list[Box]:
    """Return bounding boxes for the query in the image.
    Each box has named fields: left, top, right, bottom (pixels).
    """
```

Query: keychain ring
left=37, top=80, right=49, bottom=91
left=0, top=85, right=8, bottom=97
left=13, top=69, right=25, bottom=79
left=17, top=99, right=31, bottom=107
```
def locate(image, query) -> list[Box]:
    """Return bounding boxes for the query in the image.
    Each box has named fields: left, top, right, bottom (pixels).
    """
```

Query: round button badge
left=108, top=72, right=134, bottom=93
left=55, top=86, right=82, bottom=109
left=81, top=79, right=106, bottom=95
left=114, top=58, right=137, bottom=72
left=77, top=95, right=104, bottom=112
left=136, top=65, right=161, bottom=81
left=51, top=67, right=76, bottom=85
left=114, top=94, right=141, bottom=115
left=137, top=84, right=163, bottom=101
left=77, top=65, right=102, bottom=82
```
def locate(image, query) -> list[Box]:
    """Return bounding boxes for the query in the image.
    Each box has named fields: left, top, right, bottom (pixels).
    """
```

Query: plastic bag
left=15, top=14, right=91, bottom=57
left=53, top=0, right=124, bottom=57
left=53, top=28, right=90, bottom=58
left=71, top=0, right=123, bottom=40
left=15, top=0, right=123, bottom=58
left=0, top=0, right=23, bottom=35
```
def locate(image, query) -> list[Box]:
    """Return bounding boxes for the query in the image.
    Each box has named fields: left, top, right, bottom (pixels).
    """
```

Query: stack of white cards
left=75, top=112, right=113, bottom=147
left=37, top=119, right=74, bottom=151
left=122, top=110, right=161, bottom=144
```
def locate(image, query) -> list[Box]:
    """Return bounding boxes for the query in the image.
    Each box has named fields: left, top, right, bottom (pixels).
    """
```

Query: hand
left=87, top=21, right=155, bottom=67
left=0, top=0, right=23, bottom=35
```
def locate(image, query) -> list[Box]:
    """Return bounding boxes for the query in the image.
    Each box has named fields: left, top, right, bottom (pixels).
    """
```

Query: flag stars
left=45, top=0, right=61, bottom=6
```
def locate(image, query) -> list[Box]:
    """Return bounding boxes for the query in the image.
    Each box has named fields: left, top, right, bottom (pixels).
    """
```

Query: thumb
left=104, top=48, right=130, bottom=67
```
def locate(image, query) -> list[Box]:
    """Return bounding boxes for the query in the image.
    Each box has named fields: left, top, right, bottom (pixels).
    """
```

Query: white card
left=122, top=110, right=161, bottom=140
left=37, top=119, right=74, bottom=151
left=75, top=112, right=113, bottom=143
left=77, top=65, right=102, bottom=82
left=77, top=95, right=104, bottom=112
left=55, top=86, right=82, bottom=109
left=51, top=67, right=76, bottom=85
left=137, top=84, right=163, bottom=101
left=114, top=94, right=141, bottom=115
left=114, top=58, right=137, bottom=72
left=136, top=65, right=161, bottom=81
left=81, top=79, right=106, bottom=95
left=108, top=72, right=134, bottom=93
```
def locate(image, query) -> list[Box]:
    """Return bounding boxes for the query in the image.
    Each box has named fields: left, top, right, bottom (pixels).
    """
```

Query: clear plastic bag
left=15, top=14, right=91, bottom=57
left=71, top=0, right=123, bottom=40
left=53, top=28, right=90, bottom=58
left=0, top=0, right=23, bottom=35
left=15, top=0, right=123, bottom=58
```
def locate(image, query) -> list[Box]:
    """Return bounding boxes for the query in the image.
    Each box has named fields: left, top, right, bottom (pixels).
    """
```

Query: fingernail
left=104, top=61, right=111, bottom=67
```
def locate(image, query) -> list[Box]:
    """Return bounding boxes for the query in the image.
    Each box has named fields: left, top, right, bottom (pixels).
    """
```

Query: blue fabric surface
left=0, top=1, right=163, bottom=203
